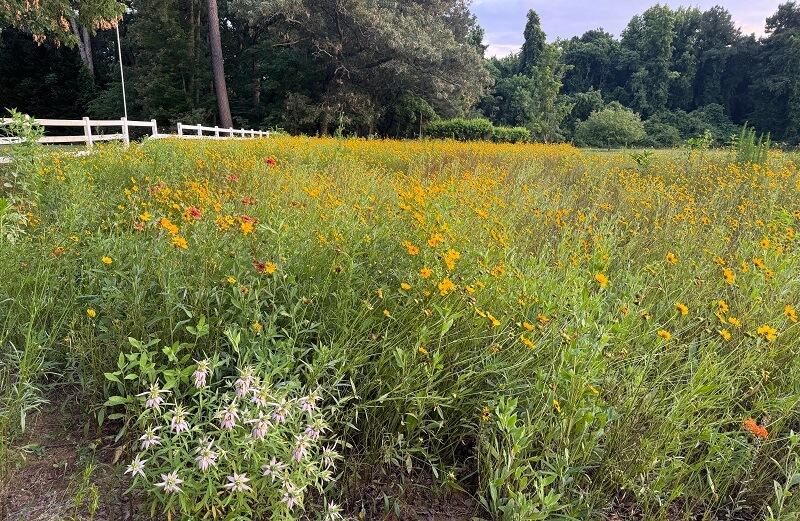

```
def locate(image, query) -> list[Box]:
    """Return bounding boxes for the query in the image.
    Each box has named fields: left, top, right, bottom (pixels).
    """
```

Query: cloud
left=472, top=0, right=782, bottom=55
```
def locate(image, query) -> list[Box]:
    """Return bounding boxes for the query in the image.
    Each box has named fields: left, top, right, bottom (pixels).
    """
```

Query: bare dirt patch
left=0, top=395, right=135, bottom=521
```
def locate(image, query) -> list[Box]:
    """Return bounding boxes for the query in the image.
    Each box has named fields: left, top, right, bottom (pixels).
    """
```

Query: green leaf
left=104, top=395, right=128, bottom=407
left=104, top=372, right=121, bottom=384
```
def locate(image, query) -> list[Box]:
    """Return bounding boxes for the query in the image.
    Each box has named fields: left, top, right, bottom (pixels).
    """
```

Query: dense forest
left=1, top=1, right=799, bottom=145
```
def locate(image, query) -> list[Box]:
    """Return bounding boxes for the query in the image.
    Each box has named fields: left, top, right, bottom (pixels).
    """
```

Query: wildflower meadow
left=1, top=135, right=799, bottom=520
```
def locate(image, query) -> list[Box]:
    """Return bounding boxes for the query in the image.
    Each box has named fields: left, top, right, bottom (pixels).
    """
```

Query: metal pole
left=115, top=22, right=128, bottom=120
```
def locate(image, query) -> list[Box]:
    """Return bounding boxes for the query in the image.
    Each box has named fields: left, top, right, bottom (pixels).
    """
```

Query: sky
left=470, top=1, right=785, bottom=57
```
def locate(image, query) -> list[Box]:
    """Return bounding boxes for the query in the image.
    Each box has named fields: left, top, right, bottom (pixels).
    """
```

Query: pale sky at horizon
left=470, top=1, right=785, bottom=57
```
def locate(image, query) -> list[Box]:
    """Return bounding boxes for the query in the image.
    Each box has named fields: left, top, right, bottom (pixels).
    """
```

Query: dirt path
left=0, top=398, right=134, bottom=521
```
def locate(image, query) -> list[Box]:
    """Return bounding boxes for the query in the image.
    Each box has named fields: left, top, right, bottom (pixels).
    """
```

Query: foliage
left=1, top=137, right=799, bottom=519
left=1, top=2, right=798, bottom=143
left=0, top=0, right=125, bottom=47
left=105, top=334, right=341, bottom=519
left=732, top=123, right=771, bottom=166
left=686, top=129, right=714, bottom=151
left=491, top=126, right=531, bottom=144
left=424, top=118, right=530, bottom=143
left=232, top=0, right=490, bottom=136
left=575, top=104, right=645, bottom=148
left=641, top=120, right=682, bottom=148
left=1, top=109, right=45, bottom=239
left=425, top=118, right=494, bottom=141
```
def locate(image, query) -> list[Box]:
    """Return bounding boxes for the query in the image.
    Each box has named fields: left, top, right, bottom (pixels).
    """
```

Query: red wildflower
left=188, top=206, right=202, bottom=219
left=266, top=157, right=277, bottom=166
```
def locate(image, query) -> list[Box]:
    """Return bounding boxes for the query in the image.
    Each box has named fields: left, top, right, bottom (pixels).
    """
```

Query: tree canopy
left=2, top=1, right=800, bottom=144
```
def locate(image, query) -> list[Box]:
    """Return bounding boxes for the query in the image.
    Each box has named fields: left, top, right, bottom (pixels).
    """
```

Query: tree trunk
left=81, top=26, right=94, bottom=77
left=69, top=19, right=94, bottom=77
left=206, top=0, right=232, bottom=127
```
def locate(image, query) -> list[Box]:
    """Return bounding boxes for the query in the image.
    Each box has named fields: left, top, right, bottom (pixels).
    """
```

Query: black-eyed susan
left=757, top=325, right=778, bottom=341
left=785, top=304, right=798, bottom=323
left=723, top=268, right=735, bottom=284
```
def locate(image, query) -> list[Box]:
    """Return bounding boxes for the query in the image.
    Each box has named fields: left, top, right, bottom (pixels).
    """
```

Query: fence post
left=229, top=127, right=234, bottom=139
left=151, top=119, right=158, bottom=139
left=197, top=124, right=202, bottom=137
left=266, top=131, right=270, bottom=138
left=121, top=117, right=130, bottom=147
left=83, top=117, right=94, bottom=148
left=177, top=122, right=183, bottom=137
left=214, top=126, right=219, bottom=138
left=250, top=129, right=255, bottom=138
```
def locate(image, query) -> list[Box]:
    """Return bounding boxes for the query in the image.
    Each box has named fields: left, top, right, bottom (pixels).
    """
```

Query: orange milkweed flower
left=742, top=418, right=768, bottom=439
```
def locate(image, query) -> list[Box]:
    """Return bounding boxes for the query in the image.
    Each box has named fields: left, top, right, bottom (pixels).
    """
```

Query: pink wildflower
left=193, top=359, right=210, bottom=388
left=224, top=472, right=253, bottom=493
left=155, top=471, right=183, bottom=493
left=139, top=426, right=161, bottom=450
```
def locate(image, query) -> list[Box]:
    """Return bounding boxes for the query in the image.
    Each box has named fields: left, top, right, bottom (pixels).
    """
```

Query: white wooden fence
left=0, top=116, right=269, bottom=149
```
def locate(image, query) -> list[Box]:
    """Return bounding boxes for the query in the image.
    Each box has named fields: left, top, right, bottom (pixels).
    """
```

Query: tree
left=0, top=27, right=94, bottom=117
left=750, top=1, right=800, bottom=144
left=206, top=0, right=232, bottom=126
left=1, top=0, right=125, bottom=47
left=127, top=0, right=214, bottom=124
left=576, top=103, right=645, bottom=148
left=232, top=0, right=490, bottom=136
left=693, top=7, right=740, bottom=108
left=519, top=9, right=545, bottom=73
left=668, top=7, right=701, bottom=111
left=561, top=29, right=622, bottom=96
left=621, top=5, right=676, bottom=117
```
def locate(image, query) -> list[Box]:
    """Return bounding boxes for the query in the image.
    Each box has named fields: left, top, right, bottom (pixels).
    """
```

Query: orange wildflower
left=742, top=418, right=768, bottom=439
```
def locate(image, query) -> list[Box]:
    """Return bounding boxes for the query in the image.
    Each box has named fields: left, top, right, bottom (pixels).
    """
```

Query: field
left=1, top=137, right=799, bottom=520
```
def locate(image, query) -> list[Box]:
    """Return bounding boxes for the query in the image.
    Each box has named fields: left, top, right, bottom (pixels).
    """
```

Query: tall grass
left=0, top=137, right=798, bottom=519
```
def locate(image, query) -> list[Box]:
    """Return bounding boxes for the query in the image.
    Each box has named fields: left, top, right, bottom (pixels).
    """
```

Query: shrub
left=491, top=126, right=531, bottom=143
left=641, top=121, right=682, bottom=148
left=425, top=118, right=494, bottom=141
left=575, top=105, right=645, bottom=148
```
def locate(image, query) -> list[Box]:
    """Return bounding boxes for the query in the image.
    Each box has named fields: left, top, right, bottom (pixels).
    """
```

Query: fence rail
left=0, top=116, right=269, bottom=149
